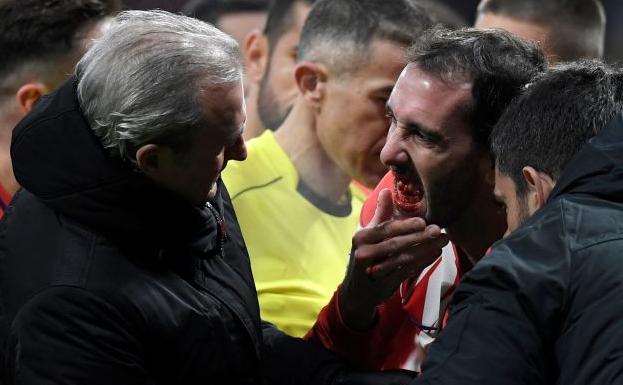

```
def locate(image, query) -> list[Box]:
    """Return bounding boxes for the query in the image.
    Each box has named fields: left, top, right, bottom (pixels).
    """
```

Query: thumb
left=368, top=188, right=393, bottom=227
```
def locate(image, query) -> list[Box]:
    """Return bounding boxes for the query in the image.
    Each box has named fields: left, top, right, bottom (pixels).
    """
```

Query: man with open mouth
left=306, top=27, right=547, bottom=372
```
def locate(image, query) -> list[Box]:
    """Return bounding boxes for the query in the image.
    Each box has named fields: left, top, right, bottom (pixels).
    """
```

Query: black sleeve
left=262, top=322, right=418, bottom=385
left=262, top=321, right=346, bottom=385
left=6, top=286, right=153, bottom=385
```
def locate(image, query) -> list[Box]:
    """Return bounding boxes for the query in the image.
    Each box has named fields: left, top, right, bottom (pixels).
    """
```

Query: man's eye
left=411, top=130, right=436, bottom=144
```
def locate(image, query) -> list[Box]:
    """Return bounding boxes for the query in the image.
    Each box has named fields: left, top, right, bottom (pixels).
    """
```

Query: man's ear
left=136, top=144, right=163, bottom=178
left=16, top=82, right=48, bottom=114
left=243, top=30, right=269, bottom=84
left=294, top=62, right=327, bottom=109
left=522, top=166, right=556, bottom=211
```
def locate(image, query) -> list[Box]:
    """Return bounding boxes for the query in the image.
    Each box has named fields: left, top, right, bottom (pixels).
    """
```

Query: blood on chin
left=393, top=190, right=426, bottom=218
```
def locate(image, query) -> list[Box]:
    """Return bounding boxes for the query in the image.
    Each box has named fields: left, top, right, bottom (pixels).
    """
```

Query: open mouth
left=393, top=172, right=425, bottom=217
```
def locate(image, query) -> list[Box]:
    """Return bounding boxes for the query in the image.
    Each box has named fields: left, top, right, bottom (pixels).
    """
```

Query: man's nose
left=380, top=130, right=404, bottom=167
left=226, top=135, right=247, bottom=162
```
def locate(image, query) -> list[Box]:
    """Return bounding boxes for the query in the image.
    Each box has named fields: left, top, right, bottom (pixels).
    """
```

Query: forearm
left=339, top=275, right=378, bottom=331
left=306, top=287, right=398, bottom=369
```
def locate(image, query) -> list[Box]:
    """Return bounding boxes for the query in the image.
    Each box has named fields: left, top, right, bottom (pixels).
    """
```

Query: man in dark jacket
left=414, top=61, right=623, bottom=384
left=0, top=9, right=413, bottom=385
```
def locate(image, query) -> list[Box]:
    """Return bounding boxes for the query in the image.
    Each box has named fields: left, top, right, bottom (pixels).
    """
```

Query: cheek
left=506, top=207, right=519, bottom=232
left=359, top=101, right=392, bottom=149
left=271, top=56, right=298, bottom=93
left=265, top=69, right=298, bottom=111
left=356, top=123, right=388, bottom=161
left=410, top=147, right=435, bottom=175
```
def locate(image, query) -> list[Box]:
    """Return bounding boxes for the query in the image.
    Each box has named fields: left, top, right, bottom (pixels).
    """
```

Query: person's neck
left=274, top=99, right=351, bottom=203
left=446, top=193, right=506, bottom=265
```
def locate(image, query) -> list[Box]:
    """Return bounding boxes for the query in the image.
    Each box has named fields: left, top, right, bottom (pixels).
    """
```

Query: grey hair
left=76, top=10, right=242, bottom=163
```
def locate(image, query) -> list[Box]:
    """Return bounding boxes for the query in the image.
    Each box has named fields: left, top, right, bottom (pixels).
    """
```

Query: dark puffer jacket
left=0, top=78, right=346, bottom=384
left=416, top=113, right=623, bottom=384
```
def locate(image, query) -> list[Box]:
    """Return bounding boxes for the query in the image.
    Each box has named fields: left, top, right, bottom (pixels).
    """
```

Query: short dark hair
left=263, top=0, right=314, bottom=48
left=0, top=0, right=120, bottom=85
left=477, top=0, right=605, bottom=61
left=298, top=0, right=432, bottom=75
left=182, top=0, right=269, bottom=26
left=408, top=27, right=547, bottom=148
left=492, top=60, right=623, bottom=194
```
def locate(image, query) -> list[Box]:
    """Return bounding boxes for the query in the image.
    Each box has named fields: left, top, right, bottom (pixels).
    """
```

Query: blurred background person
left=420, top=0, right=467, bottom=29
left=182, top=0, right=269, bottom=93
left=223, top=0, right=432, bottom=337
left=121, top=0, right=623, bottom=65
left=434, top=0, right=623, bottom=62
left=475, top=0, right=605, bottom=62
left=242, top=0, right=468, bottom=143
left=182, top=0, right=269, bottom=47
left=242, top=0, right=314, bottom=140
left=122, top=0, right=186, bottom=11
left=0, top=0, right=120, bottom=218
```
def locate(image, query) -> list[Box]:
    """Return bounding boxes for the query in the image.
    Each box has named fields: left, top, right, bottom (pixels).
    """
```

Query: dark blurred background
left=121, top=0, right=623, bottom=63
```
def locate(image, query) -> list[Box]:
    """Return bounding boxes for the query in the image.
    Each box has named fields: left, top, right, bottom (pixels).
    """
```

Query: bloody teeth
left=396, top=180, right=421, bottom=198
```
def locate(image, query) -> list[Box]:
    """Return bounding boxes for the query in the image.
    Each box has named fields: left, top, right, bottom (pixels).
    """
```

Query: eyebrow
left=386, top=104, right=444, bottom=142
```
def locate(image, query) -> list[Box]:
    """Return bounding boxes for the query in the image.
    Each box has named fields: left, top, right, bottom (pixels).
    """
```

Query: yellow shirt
left=222, top=131, right=365, bottom=336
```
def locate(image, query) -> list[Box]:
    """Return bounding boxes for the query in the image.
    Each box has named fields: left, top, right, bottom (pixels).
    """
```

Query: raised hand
left=340, top=189, right=449, bottom=330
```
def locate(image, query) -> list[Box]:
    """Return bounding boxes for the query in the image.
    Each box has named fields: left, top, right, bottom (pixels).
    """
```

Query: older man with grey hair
left=0, top=10, right=415, bottom=385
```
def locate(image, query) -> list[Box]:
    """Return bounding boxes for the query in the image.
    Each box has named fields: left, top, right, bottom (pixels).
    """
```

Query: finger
left=355, top=225, right=446, bottom=266
left=368, top=188, right=394, bottom=227
left=367, top=237, right=448, bottom=280
left=353, top=216, right=427, bottom=247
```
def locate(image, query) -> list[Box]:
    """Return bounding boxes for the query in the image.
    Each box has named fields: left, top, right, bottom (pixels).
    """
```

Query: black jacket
left=0, top=78, right=348, bottom=384
left=416, top=114, right=623, bottom=384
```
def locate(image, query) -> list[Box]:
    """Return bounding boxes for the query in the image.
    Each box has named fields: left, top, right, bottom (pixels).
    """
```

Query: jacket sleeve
left=414, top=243, right=565, bottom=385
left=305, top=286, right=407, bottom=369
left=6, top=286, right=153, bottom=385
left=262, top=321, right=420, bottom=385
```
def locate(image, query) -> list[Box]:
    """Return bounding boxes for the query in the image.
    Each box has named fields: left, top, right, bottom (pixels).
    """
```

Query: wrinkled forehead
left=390, top=64, right=473, bottom=125
left=200, top=81, right=245, bottom=134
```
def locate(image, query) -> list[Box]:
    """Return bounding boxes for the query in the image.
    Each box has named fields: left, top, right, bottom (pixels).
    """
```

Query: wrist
left=338, top=286, right=378, bottom=331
